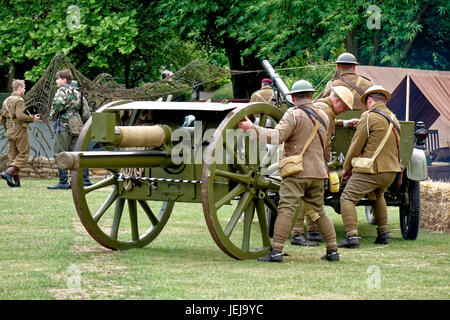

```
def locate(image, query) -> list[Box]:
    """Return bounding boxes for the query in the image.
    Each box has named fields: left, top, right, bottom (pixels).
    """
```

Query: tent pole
left=405, top=74, right=410, bottom=121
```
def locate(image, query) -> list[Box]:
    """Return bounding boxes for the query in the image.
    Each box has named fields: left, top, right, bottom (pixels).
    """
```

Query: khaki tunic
left=0, top=94, right=35, bottom=168
left=313, top=97, right=335, bottom=162
left=254, top=98, right=336, bottom=251
left=319, top=69, right=372, bottom=110
left=254, top=97, right=329, bottom=179
left=250, top=85, right=275, bottom=105
left=344, top=102, right=402, bottom=173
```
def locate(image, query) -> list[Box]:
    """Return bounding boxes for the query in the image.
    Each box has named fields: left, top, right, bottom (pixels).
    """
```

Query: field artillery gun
left=58, top=99, right=285, bottom=260
left=58, top=63, right=428, bottom=260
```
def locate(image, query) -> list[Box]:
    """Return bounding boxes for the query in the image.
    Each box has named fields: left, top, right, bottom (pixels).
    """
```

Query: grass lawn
left=0, top=179, right=448, bottom=300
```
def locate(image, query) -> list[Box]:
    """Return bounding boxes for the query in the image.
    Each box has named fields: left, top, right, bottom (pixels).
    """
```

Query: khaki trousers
left=6, top=124, right=30, bottom=169
left=292, top=204, right=319, bottom=235
left=53, top=130, right=78, bottom=156
left=340, top=172, right=396, bottom=236
left=273, top=177, right=337, bottom=251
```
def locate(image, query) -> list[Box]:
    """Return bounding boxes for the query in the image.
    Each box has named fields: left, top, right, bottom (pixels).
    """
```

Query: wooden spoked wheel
left=71, top=108, right=174, bottom=250
left=202, top=103, right=284, bottom=260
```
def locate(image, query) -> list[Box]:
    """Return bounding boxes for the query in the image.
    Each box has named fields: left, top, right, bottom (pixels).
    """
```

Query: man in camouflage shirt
left=48, top=69, right=92, bottom=189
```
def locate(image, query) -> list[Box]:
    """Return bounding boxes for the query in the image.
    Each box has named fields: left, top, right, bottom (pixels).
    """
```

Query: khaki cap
left=331, top=86, right=353, bottom=110
left=361, top=85, right=391, bottom=104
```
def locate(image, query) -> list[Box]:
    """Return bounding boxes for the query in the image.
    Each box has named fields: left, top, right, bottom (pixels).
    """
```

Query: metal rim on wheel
left=365, top=206, right=377, bottom=225
left=201, top=103, right=284, bottom=260
left=71, top=105, right=174, bottom=250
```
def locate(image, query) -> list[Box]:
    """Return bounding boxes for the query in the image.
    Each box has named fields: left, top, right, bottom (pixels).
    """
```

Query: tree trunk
left=7, top=64, right=14, bottom=92
left=225, top=44, right=247, bottom=99
left=368, top=30, right=380, bottom=66
left=124, top=56, right=131, bottom=89
left=225, top=41, right=265, bottom=99
left=401, top=3, right=432, bottom=57
left=243, top=54, right=263, bottom=99
left=345, top=30, right=359, bottom=61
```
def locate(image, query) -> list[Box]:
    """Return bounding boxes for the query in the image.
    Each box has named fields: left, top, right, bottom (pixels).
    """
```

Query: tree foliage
left=0, top=0, right=139, bottom=81
left=0, top=0, right=203, bottom=88
left=0, top=0, right=447, bottom=95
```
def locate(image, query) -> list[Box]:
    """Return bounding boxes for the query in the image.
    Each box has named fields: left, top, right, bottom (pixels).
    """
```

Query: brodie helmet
left=287, top=80, right=316, bottom=95
left=335, top=52, right=359, bottom=65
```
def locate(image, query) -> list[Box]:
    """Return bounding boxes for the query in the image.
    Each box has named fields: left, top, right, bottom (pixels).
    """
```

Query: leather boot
left=338, top=235, right=360, bottom=249
left=321, top=249, right=340, bottom=262
left=374, top=231, right=390, bottom=245
left=13, top=170, right=21, bottom=187
left=83, top=168, right=93, bottom=186
left=257, top=248, right=283, bottom=263
left=48, top=169, right=70, bottom=190
left=1, top=166, right=18, bottom=187
left=291, top=233, right=319, bottom=246
left=306, top=230, right=323, bottom=242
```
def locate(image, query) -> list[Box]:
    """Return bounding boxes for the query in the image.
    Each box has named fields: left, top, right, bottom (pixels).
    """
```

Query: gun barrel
left=261, top=60, right=293, bottom=106
left=56, top=150, right=173, bottom=171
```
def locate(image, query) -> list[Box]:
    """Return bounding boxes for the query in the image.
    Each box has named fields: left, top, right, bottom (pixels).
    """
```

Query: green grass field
left=0, top=179, right=448, bottom=300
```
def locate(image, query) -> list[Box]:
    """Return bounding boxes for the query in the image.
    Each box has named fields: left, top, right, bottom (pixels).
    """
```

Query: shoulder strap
left=5, top=98, right=15, bottom=119
left=340, top=76, right=365, bottom=96
left=371, top=122, right=393, bottom=160
left=297, top=106, right=328, bottom=165
left=299, top=120, right=319, bottom=157
left=369, top=110, right=399, bottom=161
left=297, top=105, right=328, bottom=132
left=370, top=109, right=401, bottom=134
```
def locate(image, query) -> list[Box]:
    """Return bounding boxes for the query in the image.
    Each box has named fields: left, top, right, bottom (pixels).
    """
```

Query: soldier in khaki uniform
left=239, top=80, right=339, bottom=262
left=250, top=78, right=275, bottom=105
left=291, top=86, right=355, bottom=246
left=0, top=80, right=40, bottom=187
left=339, top=85, right=402, bottom=248
left=317, top=53, right=373, bottom=111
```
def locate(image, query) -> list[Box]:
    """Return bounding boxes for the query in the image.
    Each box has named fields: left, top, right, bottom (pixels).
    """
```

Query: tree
left=0, top=0, right=203, bottom=90
left=0, top=0, right=139, bottom=85
left=157, top=0, right=264, bottom=98
left=239, top=0, right=449, bottom=70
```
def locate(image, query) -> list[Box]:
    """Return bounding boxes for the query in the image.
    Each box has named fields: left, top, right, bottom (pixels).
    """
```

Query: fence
left=0, top=121, right=59, bottom=178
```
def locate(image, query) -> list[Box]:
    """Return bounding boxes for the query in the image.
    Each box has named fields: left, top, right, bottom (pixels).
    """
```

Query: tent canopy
left=387, top=74, right=450, bottom=127
left=356, top=65, right=450, bottom=93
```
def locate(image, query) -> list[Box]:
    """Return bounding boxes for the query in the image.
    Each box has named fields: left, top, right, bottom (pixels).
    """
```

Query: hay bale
left=420, top=179, right=450, bottom=233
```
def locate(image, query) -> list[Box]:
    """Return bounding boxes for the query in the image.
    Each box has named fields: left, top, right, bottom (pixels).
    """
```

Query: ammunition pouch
left=278, top=154, right=304, bottom=178
left=351, top=157, right=375, bottom=174
left=278, top=117, right=319, bottom=179
left=68, top=116, right=84, bottom=136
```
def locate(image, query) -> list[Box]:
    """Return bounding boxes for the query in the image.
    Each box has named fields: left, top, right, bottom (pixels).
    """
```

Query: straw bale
left=420, top=179, right=450, bottom=232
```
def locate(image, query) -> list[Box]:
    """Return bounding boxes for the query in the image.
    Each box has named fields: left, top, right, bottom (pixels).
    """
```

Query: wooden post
left=405, top=74, right=410, bottom=121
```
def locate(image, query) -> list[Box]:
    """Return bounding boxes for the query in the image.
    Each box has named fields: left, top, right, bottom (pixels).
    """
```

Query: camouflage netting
left=1, top=53, right=239, bottom=177
left=24, top=52, right=235, bottom=121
